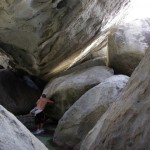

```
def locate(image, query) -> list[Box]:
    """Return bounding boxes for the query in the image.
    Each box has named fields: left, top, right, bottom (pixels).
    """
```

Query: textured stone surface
left=55, top=57, right=107, bottom=78
left=0, top=0, right=130, bottom=80
left=80, top=48, right=150, bottom=150
left=17, top=114, right=35, bottom=131
left=43, top=66, right=114, bottom=120
left=0, top=51, right=10, bottom=69
left=0, top=69, right=41, bottom=115
left=53, top=75, right=129, bottom=149
left=108, top=19, right=150, bottom=75
left=0, top=105, right=48, bottom=150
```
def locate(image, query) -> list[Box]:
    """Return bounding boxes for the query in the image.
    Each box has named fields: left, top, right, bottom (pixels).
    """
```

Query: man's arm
left=47, top=99, right=54, bottom=104
left=36, top=99, right=40, bottom=104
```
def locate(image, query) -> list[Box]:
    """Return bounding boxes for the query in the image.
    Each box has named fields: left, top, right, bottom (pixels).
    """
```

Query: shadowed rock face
left=80, top=48, right=150, bottom=150
left=0, top=0, right=130, bottom=80
left=0, top=69, right=41, bottom=115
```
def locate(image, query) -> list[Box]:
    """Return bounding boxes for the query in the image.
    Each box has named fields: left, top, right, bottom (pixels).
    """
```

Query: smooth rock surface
left=108, top=19, right=150, bottom=75
left=80, top=48, right=150, bottom=150
left=43, top=66, right=114, bottom=120
left=0, top=105, right=48, bottom=150
left=53, top=75, right=129, bottom=149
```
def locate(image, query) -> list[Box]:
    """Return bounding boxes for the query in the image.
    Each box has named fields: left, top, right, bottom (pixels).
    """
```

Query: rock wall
left=0, top=0, right=130, bottom=80
left=80, top=48, right=150, bottom=150
left=53, top=75, right=129, bottom=149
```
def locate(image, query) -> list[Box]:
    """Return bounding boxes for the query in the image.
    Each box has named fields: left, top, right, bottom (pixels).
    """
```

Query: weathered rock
left=0, top=0, right=130, bottom=80
left=53, top=75, right=129, bottom=149
left=80, top=48, right=150, bottom=150
left=43, top=66, right=114, bottom=120
left=17, top=114, right=35, bottom=131
left=0, top=51, right=10, bottom=69
left=56, top=57, right=107, bottom=78
left=0, top=69, right=41, bottom=115
left=17, top=114, right=56, bottom=133
left=85, top=37, right=108, bottom=61
left=0, top=105, right=48, bottom=150
left=108, top=19, right=150, bottom=75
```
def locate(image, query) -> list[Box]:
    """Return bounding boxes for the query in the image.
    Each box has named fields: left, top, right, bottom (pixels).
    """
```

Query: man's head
left=41, top=94, right=46, bottom=98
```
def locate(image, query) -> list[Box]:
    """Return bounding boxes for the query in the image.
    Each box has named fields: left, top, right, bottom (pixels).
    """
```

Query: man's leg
left=32, top=115, right=41, bottom=134
left=39, top=111, right=45, bottom=130
left=34, top=111, right=45, bottom=134
left=35, top=114, right=40, bottom=129
left=37, top=124, right=40, bottom=130
left=39, top=123, right=44, bottom=130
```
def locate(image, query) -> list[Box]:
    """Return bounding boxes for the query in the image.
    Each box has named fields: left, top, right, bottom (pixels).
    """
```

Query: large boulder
left=80, top=48, right=150, bottom=150
left=53, top=75, right=129, bottom=149
left=0, top=69, right=41, bottom=115
left=0, top=0, right=130, bottom=80
left=43, top=66, right=114, bottom=120
left=0, top=105, right=48, bottom=150
left=108, top=19, right=150, bottom=75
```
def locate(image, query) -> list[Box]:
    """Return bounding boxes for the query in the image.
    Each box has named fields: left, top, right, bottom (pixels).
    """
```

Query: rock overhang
left=2, top=0, right=149, bottom=80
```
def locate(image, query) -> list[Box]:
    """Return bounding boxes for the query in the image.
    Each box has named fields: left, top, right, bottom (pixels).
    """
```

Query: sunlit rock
left=56, top=57, right=107, bottom=78
left=80, top=48, right=150, bottom=150
left=53, top=75, right=129, bottom=149
left=43, top=66, right=114, bottom=120
left=0, top=105, right=48, bottom=150
left=0, top=51, right=10, bottom=69
left=108, top=19, right=150, bottom=75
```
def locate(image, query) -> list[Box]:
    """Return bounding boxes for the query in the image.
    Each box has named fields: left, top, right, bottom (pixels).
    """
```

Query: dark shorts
left=35, top=111, right=45, bottom=124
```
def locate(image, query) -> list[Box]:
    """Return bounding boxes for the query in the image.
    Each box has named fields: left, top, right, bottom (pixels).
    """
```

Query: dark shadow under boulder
left=0, top=69, right=41, bottom=115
